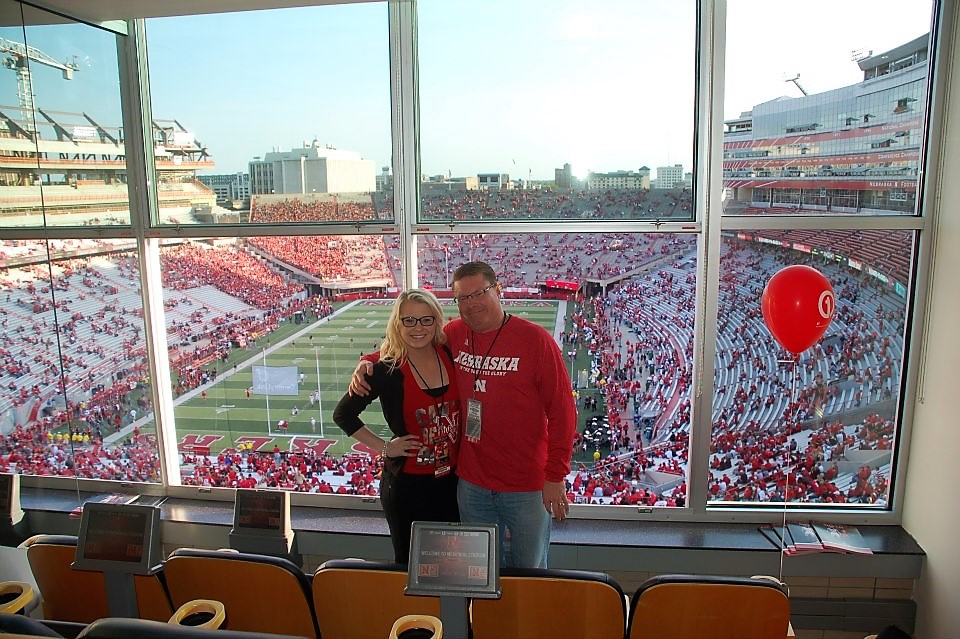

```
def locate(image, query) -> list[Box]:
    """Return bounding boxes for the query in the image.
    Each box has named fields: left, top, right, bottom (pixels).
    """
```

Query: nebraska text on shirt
left=453, top=351, right=520, bottom=373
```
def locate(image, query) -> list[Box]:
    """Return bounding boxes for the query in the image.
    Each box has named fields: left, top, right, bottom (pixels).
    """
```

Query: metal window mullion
left=389, top=0, right=420, bottom=289
left=117, top=18, right=180, bottom=487
left=684, top=0, right=724, bottom=517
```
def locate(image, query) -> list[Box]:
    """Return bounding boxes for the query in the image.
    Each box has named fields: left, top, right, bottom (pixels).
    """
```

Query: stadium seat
left=469, top=567, right=627, bottom=639
left=0, top=612, right=69, bottom=638
left=162, top=549, right=318, bottom=639
left=22, top=534, right=172, bottom=624
left=75, top=617, right=311, bottom=639
left=626, top=574, right=792, bottom=639
left=311, top=560, right=441, bottom=639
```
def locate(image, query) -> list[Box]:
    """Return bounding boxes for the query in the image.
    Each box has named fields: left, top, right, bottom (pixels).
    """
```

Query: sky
left=0, top=0, right=935, bottom=181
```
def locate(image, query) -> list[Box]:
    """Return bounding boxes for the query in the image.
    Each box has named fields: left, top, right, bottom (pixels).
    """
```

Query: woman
left=332, top=289, right=461, bottom=564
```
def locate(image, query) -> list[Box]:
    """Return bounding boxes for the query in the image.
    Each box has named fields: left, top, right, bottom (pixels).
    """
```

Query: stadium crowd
left=0, top=188, right=911, bottom=506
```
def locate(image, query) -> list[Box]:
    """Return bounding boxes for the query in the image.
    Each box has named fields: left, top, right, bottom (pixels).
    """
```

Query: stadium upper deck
left=723, top=35, right=928, bottom=214
left=0, top=105, right=216, bottom=221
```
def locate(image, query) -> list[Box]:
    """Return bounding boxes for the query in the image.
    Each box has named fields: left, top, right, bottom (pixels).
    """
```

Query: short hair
left=380, top=288, right=446, bottom=366
left=452, top=261, right=498, bottom=287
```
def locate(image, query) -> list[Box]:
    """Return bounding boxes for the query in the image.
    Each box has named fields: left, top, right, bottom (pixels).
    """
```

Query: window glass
left=0, top=4, right=128, bottom=227
left=165, top=235, right=399, bottom=488
left=418, top=0, right=696, bottom=222
left=723, top=0, right=933, bottom=216
left=713, top=231, right=910, bottom=506
left=145, top=4, right=391, bottom=226
left=420, top=232, right=697, bottom=508
left=0, top=239, right=159, bottom=482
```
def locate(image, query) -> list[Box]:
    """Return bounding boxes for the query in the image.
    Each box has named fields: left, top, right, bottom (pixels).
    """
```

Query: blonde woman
left=333, top=289, right=461, bottom=564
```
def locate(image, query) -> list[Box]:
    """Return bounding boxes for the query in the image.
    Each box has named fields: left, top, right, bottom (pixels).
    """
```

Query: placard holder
left=228, top=489, right=298, bottom=563
left=404, top=522, right=501, bottom=639
left=439, top=596, right=470, bottom=639
left=73, top=502, right=163, bottom=617
left=0, top=473, right=29, bottom=546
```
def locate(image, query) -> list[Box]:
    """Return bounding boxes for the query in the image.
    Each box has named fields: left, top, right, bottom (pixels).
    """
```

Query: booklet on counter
left=68, top=493, right=138, bottom=519
left=785, top=521, right=824, bottom=554
left=812, top=522, right=874, bottom=555
left=758, top=520, right=873, bottom=555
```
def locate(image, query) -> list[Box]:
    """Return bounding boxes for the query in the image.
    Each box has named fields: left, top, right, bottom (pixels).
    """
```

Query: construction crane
left=0, top=36, right=79, bottom=132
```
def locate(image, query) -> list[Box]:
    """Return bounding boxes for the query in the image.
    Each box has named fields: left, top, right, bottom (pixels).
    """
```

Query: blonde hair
left=380, top=288, right=447, bottom=367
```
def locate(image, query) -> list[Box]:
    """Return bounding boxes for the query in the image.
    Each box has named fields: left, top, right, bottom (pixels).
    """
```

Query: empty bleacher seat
left=311, top=560, right=441, bottom=639
left=22, top=535, right=172, bottom=624
left=626, top=573, right=791, bottom=639
left=470, top=567, right=627, bottom=639
left=162, top=549, right=318, bottom=639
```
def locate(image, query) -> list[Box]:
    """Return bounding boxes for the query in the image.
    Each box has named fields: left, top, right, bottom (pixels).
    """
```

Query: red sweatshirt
left=444, top=314, right=576, bottom=492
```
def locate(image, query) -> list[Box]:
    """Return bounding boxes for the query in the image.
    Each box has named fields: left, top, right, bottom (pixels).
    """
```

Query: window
left=0, top=0, right=943, bottom=524
left=145, top=5, right=391, bottom=226
left=417, top=0, right=696, bottom=223
left=0, top=5, right=128, bottom=228
left=719, top=0, right=935, bottom=507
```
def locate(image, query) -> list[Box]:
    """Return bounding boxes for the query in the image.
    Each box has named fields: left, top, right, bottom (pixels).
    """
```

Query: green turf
left=172, top=299, right=572, bottom=456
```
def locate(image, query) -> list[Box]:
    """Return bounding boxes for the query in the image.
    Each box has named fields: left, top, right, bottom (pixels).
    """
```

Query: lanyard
left=470, top=313, right=510, bottom=397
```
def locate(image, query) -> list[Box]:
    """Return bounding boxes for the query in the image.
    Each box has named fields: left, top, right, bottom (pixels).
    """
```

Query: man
left=352, top=261, right=576, bottom=567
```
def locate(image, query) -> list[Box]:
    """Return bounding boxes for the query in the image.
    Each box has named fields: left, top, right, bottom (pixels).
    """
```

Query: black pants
left=380, top=468, right=460, bottom=564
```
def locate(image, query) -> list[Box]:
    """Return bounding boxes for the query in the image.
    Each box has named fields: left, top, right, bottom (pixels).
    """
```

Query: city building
left=198, top=172, right=251, bottom=206
left=586, top=168, right=650, bottom=190
left=248, top=139, right=376, bottom=195
left=653, top=164, right=685, bottom=189
left=477, top=172, right=511, bottom=190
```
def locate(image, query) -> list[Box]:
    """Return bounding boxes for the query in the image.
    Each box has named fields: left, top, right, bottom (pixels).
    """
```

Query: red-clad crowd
left=0, top=194, right=912, bottom=507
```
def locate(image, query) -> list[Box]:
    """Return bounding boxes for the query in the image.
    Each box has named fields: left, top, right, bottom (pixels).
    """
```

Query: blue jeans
left=457, top=478, right=551, bottom=568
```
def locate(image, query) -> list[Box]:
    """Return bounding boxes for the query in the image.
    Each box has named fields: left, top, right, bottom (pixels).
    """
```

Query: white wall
left=902, top=5, right=960, bottom=637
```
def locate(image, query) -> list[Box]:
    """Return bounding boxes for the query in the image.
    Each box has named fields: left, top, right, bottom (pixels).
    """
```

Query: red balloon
left=761, top=265, right=836, bottom=355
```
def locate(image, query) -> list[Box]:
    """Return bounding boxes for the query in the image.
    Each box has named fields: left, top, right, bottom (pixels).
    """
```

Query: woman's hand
left=384, top=435, right=420, bottom=458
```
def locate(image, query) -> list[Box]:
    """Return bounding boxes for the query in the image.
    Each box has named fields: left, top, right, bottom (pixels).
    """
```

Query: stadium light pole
left=443, top=244, right=450, bottom=287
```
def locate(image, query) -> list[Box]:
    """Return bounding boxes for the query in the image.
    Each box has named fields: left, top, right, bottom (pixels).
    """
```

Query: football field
left=172, top=299, right=569, bottom=456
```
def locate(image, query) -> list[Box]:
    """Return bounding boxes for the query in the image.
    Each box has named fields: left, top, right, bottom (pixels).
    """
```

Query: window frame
left=4, top=0, right=949, bottom=528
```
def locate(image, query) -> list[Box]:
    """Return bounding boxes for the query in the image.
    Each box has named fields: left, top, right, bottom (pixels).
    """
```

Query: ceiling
left=12, top=0, right=375, bottom=24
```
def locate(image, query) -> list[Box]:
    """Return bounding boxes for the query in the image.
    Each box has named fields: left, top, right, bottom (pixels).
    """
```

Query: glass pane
left=164, top=235, right=399, bottom=488
left=145, top=4, right=391, bottom=226
left=420, top=232, right=697, bottom=508
left=0, top=5, right=129, bottom=227
left=418, top=0, right=696, bottom=222
left=712, top=230, right=911, bottom=505
left=723, top=0, right=934, bottom=216
left=0, top=239, right=159, bottom=482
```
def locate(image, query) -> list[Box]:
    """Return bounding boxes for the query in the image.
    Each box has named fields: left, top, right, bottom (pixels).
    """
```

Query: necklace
left=407, top=346, right=445, bottom=390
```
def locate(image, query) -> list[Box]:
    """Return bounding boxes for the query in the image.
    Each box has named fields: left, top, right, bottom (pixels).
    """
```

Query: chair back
left=76, top=617, right=311, bottom=639
left=470, top=567, right=627, bottom=639
left=627, top=574, right=791, bottom=639
left=312, top=560, right=441, bottom=639
left=162, top=548, right=318, bottom=639
left=22, top=534, right=171, bottom=623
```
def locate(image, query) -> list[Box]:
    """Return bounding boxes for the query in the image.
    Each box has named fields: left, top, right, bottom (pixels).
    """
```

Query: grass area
left=172, top=299, right=569, bottom=456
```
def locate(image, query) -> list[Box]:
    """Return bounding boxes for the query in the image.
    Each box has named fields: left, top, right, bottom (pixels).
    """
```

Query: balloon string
left=778, top=352, right=800, bottom=583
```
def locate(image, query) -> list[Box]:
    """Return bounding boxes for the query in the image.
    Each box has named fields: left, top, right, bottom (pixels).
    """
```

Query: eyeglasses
left=400, top=315, right=437, bottom=327
left=452, top=283, right=496, bottom=305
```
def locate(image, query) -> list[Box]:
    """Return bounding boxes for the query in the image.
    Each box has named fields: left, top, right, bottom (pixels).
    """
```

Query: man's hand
left=348, top=360, right=374, bottom=397
left=542, top=480, right=569, bottom=521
